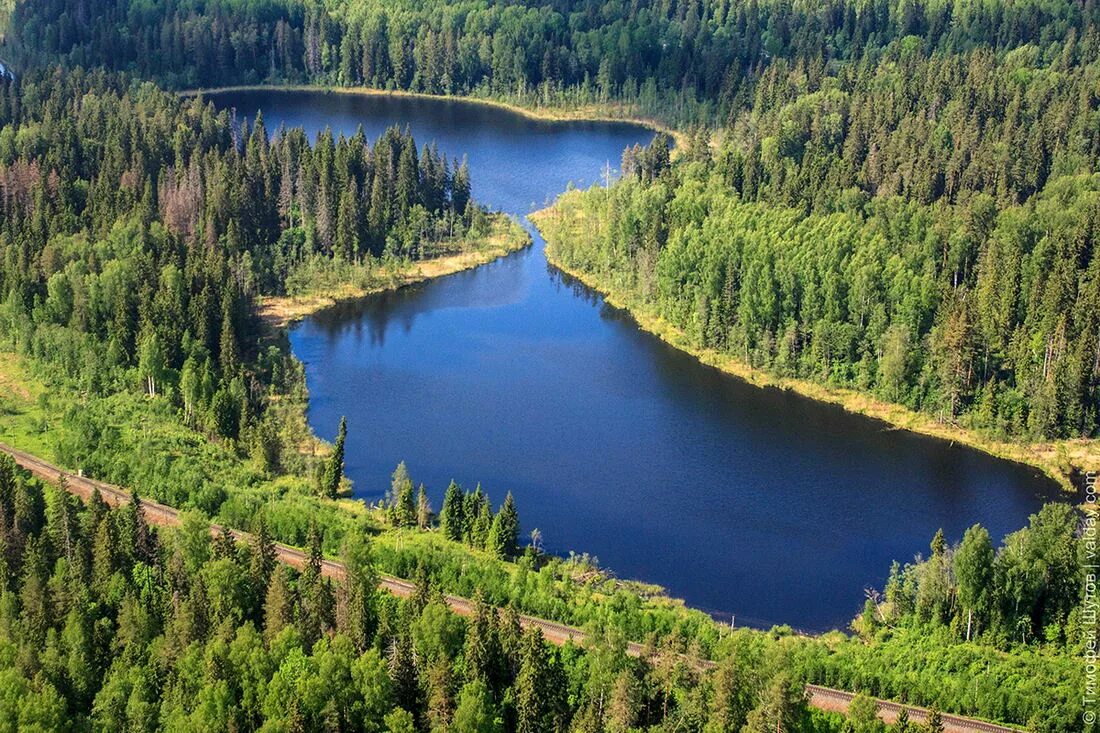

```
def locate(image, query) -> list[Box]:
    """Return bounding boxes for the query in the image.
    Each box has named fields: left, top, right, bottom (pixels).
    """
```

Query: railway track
left=0, top=442, right=594, bottom=649
left=0, top=441, right=1021, bottom=733
left=805, top=686, right=1021, bottom=733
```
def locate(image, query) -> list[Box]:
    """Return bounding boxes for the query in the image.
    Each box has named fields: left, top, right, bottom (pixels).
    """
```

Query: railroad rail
left=805, top=686, right=1021, bottom=733
left=0, top=441, right=595, bottom=649
left=0, top=442, right=1020, bottom=733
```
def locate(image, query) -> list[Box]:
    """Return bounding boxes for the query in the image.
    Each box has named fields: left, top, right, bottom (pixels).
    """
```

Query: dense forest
left=539, top=26, right=1100, bottom=442
left=0, top=453, right=847, bottom=732
left=0, top=450, right=1083, bottom=731
left=0, top=0, right=1092, bottom=730
left=4, top=0, right=1098, bottom=123
left=326, top=462, right=1088, bottom=732
left=0, top=68, right=491, bottom=490
left=858, top=504, right=1080, bottom=647
left=5, top=0, right=1098, bottom=443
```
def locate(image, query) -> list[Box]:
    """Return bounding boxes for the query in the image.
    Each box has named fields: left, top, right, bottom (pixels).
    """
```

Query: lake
left=210, top=89, right=1063, bottom=631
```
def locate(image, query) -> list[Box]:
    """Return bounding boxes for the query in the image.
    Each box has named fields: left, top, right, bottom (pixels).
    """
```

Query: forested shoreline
left=5, top=0, right=1098, bottom=125
left=534, top=177, right=1099, bottom=486
left=0, top=67, right=504, bottom=479
left=0, top=0, right=1093, bottom=730
left=0, top=442, right=1084, bottom=731
left=5, top=0, right=1098, bottom=464
left=535, top=22, right=1100, bottom=483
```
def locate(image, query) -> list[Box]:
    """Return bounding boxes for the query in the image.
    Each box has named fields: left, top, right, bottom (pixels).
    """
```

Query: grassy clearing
left=531, top=199, right=1097, bottom=493
left=0, top=352, right=53, bottom=459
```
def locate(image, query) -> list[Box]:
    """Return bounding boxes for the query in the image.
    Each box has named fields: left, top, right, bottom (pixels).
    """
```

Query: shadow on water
left=212, top=89, right=1065, bottom=631
left=308, top=249, right=536, bottom=349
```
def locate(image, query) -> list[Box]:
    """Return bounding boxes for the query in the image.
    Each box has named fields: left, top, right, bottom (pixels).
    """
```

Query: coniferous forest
left=0, top=68, right=492, bottom=484
left=0, top=438, right=1082, bottom=731
left=0, top=0, right=1094, bottom=731
left=4, top=0, right=1097, bottom=124
left=536, top=20, right=1100, bottom=447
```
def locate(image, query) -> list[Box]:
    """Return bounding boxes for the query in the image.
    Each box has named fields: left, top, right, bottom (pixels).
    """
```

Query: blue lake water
left=211, top=89, right=1062, bottom=631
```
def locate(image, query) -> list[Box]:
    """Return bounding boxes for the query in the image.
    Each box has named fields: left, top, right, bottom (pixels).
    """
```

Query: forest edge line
left=256, top=212, right=530, bottom=329
left=530, top=206, right=1097, bottom=494
left=0, top=439, right=1025, bottom=733
left=176, top=83, right=690, bottom=151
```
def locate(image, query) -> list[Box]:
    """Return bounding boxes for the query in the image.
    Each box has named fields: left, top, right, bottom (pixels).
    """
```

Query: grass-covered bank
left=531, top=198, right=1096, bottom=493
left=258, top=213, right=529, bottom=329
left=180, top=83, right=689, bottom=151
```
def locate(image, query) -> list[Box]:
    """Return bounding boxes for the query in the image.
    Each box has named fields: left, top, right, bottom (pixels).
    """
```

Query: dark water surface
left=211, top=89, right=1062, bottom=631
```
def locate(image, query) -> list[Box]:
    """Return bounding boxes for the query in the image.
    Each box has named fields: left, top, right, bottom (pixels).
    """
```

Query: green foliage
left=7, top=0, right=1099, bottom=127
left=0, top=2, right=1091, bottom=730
left=0, top=458, right=1085, bottom=731
left=515, top=626, right=567, bottom=732
left=870, top=505, right=1081, bottom=646
left=320, top=416, right=347, bottom=499
left=927, top=707, right=944, bottom=733
left=439, top=480, right=465, bottom=541
left=543, top=166, right=1100, bottom=441
left=453, top=679, right=502, bottom=733
left=387, top=462, right=416, bottom=528
left=953, top=525, right=994, bottom=638
left=0, top=457, right=818, bottom=730
left=847, top=695, right=885, bottom=733
left=743, top=673, right=809, bottom=733
left=0, top=69, right=494, bottom=532
left=487, top=491, right=519, bottom=559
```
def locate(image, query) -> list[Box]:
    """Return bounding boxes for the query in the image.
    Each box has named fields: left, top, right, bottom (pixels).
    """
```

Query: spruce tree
left=439, top=481, right=465, bottom=541
left=298, top=523, right=333, bottom=646
left=264, top=565, right=297, bottom=641
left=18, top=537, right=51, bottom=646
left=321, top=416, right=347, bottom=499
left=515, top=627, right=564, bottom=733
left=125, top=492, right=157, bottom=566
left=45, top=483, right=79, bottom=567
left=249, top=514, right=277, bottom=596
left=497, top=605, right=523, bottom=682
left=341, top=517, right=378, bottom=652
left=410, top=561, right=433, bottom=613
left=212, top=526, right=237, bottom=560
left=488, top=492, right=519, bottom=559
left=463, top=592, right=501, bottom=689
left=389, top=462, right=416, bottom=527
left=926, top=707, right=944, bottom=733
left=91, top=518, right=116, bottom=598
left=425, top=658, right=455, bottom=732
left=451, top=157, right=471, bottom=214
left=388, top=631, right=421, bottom=719
left=335, top=179, right=360, bottom=261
